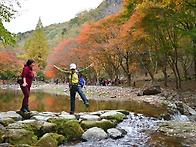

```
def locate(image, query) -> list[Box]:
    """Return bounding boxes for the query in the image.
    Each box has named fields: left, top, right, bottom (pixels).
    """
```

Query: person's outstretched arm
left=79, top=63, right=94, bottom=72
left=53, top=65, right=70, bottom=74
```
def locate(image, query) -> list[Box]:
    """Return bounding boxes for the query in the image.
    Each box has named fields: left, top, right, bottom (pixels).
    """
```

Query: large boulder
left=41, top=133, right=66, bottom=145
left=142, top=84, right=161, bottom=95
left=107, top=128, right=127, bottom=139
left=57, top=120, right=84, bottom=141
left=0, top=117, right=15, bottom=127
left=6, top=120, right=56, bottom=137
left=3, top=129, right=38, bottom=146
left=0, top=111, right=22, bottom=121
left=6, top=120, right=37, bottom=129
left=82, top=127, right=107, bottom=141
left=35, top=135, right=57, bottom=147
left=80, top=114, right=100, bottom=121
left=80, top=120, right=116, bottom=131
left=100, top=111, right=125, bottom=123
left=40, top=122, right=57, bottom=136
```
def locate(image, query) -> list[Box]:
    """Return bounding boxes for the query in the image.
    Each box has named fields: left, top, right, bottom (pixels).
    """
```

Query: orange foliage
left=0, top=50, right=24, bottom=77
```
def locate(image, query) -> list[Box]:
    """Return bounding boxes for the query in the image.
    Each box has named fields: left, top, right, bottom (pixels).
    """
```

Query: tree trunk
left=174, top=47, right=182, bottom=89
left=193, top=40, right=196, bottom=81
left=162, top=67, right=168, bottom=87
left=127, top=73, right=131, bottom=86
left=148, top=72, right=155, bottom=84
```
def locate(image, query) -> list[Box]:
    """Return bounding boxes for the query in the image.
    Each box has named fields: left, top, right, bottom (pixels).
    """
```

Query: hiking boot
left=24, top=105, right=31, bottom=112
left=84, top=101, right=89, bottom=107
left=20, top=105, right=28, bottom=112
left=70, top=111, right=74, bottom=115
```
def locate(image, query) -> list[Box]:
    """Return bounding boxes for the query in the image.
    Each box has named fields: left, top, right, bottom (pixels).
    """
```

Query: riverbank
left=0, top=83, right=196, bottom=146
left=38, top=83, right=196, bottom=116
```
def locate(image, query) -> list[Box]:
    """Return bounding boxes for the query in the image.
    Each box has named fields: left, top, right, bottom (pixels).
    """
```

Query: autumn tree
left=0, top=50, right=23, bottom=78
left=26, top=18, right=49, bottom=69
left=45, top=38, right=81, bottom=79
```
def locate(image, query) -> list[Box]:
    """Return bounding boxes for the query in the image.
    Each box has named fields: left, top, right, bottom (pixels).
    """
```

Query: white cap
left=70, top=63, right=76, bottom=69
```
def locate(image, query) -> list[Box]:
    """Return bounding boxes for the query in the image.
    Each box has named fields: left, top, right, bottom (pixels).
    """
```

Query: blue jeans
left=70, top=85, right=88, bottom=112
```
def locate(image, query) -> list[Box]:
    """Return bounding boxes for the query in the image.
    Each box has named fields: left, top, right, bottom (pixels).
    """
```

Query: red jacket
left=20, top=65, right=34, bottom=87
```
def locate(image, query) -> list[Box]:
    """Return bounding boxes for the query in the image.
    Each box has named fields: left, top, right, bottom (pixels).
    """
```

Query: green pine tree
left=27, top=17, right=49, bottom=69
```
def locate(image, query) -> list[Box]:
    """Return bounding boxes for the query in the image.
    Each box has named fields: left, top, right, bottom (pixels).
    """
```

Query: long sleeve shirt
left=20, top=65, right=34, bottom=87
left=57, top=67, right=87, bottom=84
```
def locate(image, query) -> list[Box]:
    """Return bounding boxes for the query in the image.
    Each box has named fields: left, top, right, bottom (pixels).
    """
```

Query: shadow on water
left=0, top=88, right=190, bottom=147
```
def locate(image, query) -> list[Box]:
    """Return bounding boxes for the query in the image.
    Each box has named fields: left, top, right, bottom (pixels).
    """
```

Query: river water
left=0, top=87, right=190, bottom=146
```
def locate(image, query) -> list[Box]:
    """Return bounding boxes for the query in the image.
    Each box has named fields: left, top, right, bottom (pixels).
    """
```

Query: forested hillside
left=17, top=0, right=124, bottom=50
left=1, top=0, right=195, bottom=90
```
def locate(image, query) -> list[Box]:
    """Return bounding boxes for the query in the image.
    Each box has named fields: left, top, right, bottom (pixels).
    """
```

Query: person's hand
left=22, top=82, right=28, bottom=87
left=90, top=63, right=94, bottom=67
left=87, top=63, right=94, bottom=69
left=53, top=65, right=60, bottom=70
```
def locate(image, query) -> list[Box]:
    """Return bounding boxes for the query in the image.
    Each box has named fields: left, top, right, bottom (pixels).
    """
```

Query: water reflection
left=0, top=88, right=188, bottom=146
left=0, top=88, right=168, bottom=118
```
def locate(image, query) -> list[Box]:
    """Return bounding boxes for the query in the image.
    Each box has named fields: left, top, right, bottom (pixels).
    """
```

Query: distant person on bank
left=54, top=63, right=94, bottom=114
left=19, top=59, right=35, bottom=112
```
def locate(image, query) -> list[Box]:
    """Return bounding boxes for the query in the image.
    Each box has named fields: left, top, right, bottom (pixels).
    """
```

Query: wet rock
left=0, top=111, right=22, bottom=121
left=0, top=118, right=15, bottom=127
left=57, top=120, right=84, bottom=142
left=3, top=129, right=38, bottom=145
left=107, top=128, right=127, bottom=139
left=82, top=127, right=108, bottom=141
left=80, top=114, right=100, bottom=121
left=16, top=110, right=38, bottom=119
left=80, top=120, right=116, bottom=131
left=175, top=101, right=184, bottom=114
left=35, top=135, right=57, bottom=147
left=142, top=84, right=161, bottom=95
left=183, top=104, right=196, bottom=116
left=115, top=110, right=130, bottom=115
left=158, top=121, right=196, bottom=140
left=100, top=111, right=124, bottom=123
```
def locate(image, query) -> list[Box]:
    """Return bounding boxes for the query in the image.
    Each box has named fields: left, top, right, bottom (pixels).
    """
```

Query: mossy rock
left=158, top=120, right=196, bottom=138
left=57, top=120, right=84, bottom=142
left=42, top=133, right=66, bottom=145
left=80, top=120, right=116, bottom=131
left=0, top=124, right=6, bottom=143
left=100, top=111, right=125, bottom=123
left=0, top=118, right=15, bottom=127
left=106, top=113, right=124, bottom=123
left=4, top=129, right=38, bottom=145
left=47, top=117, right=70, bottom=129
left=40, top=122, right=57, bottom=136
left=35, top=135, right=58, bottom=147
left=116, top=110, right=129, bottom=115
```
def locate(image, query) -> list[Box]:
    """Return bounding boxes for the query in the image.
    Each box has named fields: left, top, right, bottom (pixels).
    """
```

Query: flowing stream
left=0, top=87, right=192, bottom=146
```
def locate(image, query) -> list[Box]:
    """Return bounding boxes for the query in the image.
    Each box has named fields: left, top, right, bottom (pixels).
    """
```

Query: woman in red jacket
left=20, top=59, right=35, bottom=112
